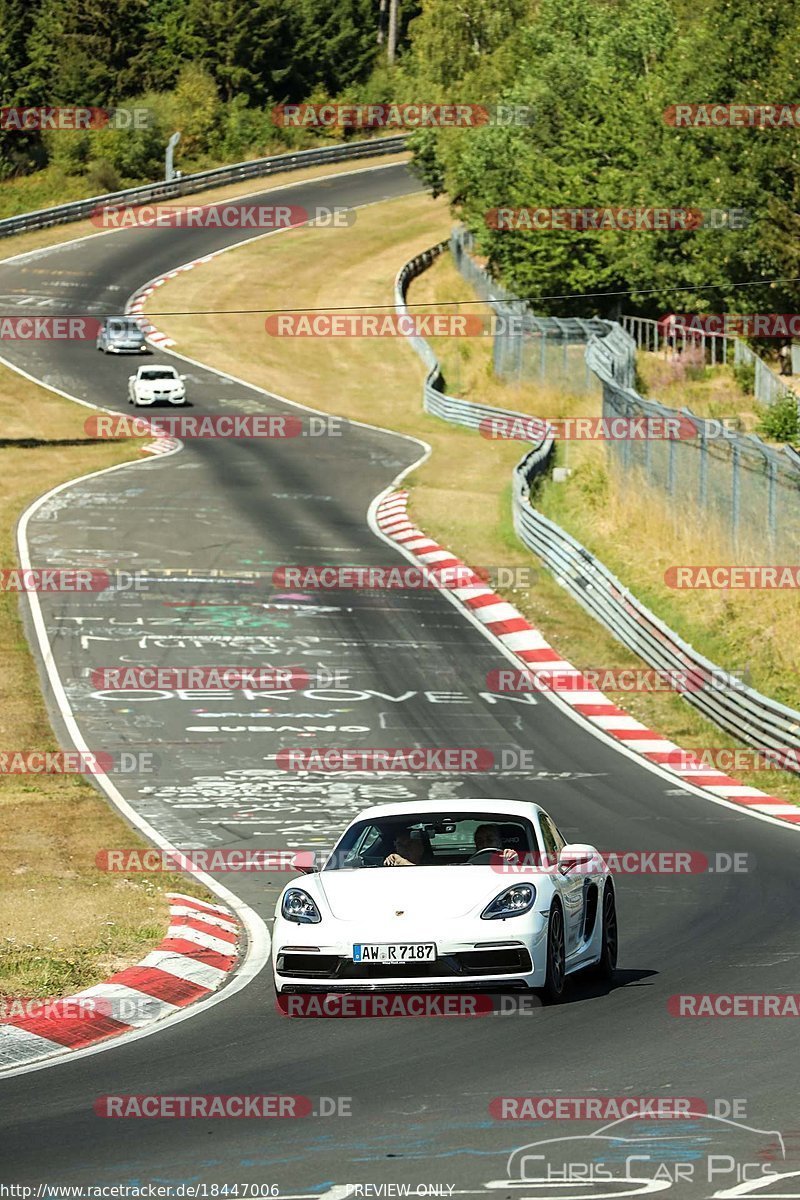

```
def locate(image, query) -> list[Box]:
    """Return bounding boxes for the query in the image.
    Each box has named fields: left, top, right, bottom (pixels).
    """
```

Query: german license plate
left=353, top=943, right=436, bottom=963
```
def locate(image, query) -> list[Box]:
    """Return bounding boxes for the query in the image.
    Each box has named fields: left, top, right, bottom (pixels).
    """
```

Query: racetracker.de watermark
left=83, top=414, right=345, bottom=439
left=0, top=569, right=147, bottom=592
left=486, top=206, right=748, bottom=231
left=0, top=106, right=153, bottom=131
left=89, top=667, right=312, bottom=691
left=485, top=667, right=744, bottom=693
left=669, top=994, right=800, bottom=1017
left=91, top=204, right=353, bottom=230
left=0, top=996, right=114, bottom=1021
left=0, top=751, right=157, bottom=774
left=664, top=103, right=800, bottom=127
left=96, top=848, right=318, bottom=872
left=264, top=312, right=570, bottom=339
left=0, top=995, right=183, bottom=1022
left=270, top=565, right=538, bottom=589
left=671, top=313, right=800, bottom=337
left=479, top=415, right=696, bottom=441
left=665, top=748, right=800, bottom=772
left=276, top=993, right=539, bottom=1017
left=94, top=1094, right=351, bottom=1118
left=0, top=317, right=102, bottom=340
left=491, top=1097, right=716, bottom=1119
left=276, top=748, right=495, bottom=772
left=489, top=851, right=749, bottom=875
left=665, top=565, right=800, bottom=589
left=271, top=102, right=534, bottom=128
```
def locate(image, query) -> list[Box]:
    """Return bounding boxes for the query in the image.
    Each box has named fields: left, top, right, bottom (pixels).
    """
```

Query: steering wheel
left=467, top=846, right=504, bottom=864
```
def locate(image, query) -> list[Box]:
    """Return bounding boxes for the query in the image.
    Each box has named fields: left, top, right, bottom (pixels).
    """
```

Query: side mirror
left=179, top=374, right=187, bottom=381
left=293, top=851, right=318, bottom=875
left=558, top=844, right=596, bottom=875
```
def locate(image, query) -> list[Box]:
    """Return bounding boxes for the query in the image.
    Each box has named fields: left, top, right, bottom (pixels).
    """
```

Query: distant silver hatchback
left=96, top=317, right=148, bottom=354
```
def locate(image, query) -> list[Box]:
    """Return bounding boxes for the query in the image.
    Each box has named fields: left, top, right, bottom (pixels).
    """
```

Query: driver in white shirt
left=474, top=823, right=519, bottom=863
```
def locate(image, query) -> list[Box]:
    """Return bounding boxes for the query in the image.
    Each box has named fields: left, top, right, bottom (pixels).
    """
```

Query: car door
left=540, top=814, right=585, bottom=955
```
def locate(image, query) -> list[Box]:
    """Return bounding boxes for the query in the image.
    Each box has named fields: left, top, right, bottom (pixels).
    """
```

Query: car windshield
left=323, top=812, right=539, bottom=870
left=140, top=369, right=177, bottom=380
left=109, top=320, right=141, bottom=334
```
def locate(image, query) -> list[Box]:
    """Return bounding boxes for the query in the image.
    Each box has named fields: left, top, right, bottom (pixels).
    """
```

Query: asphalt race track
left=1, top=162, right=799, bottom=1199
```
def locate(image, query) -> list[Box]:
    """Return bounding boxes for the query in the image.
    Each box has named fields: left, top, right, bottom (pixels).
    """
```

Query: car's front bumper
left=134, top=394, right=186, bottom=405
left=272, top=914, right=548, bottom=993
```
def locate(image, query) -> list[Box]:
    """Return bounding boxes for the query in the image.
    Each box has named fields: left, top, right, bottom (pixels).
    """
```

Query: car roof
left=345, top=798, right=546, bottom=824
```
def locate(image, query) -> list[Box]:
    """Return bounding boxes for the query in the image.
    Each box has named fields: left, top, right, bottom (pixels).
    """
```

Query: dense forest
left=1, top=0, right=799, bottom=318
left=0, top=0, right=416, bottom=185
left=403, top=0, right=800, bottom=318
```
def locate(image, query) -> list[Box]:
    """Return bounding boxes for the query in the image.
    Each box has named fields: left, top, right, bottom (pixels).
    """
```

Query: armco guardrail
left=396, top=241, right=800, bottom=774
left=0, top=135, right=408, bottom=239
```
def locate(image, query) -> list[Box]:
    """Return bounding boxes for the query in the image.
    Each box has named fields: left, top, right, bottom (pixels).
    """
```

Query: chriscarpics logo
left=497, top=1112, right=792, bottom=1198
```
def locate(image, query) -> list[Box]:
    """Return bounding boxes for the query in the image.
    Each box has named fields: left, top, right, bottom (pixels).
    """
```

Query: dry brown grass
left=636, top=350, right=757, bottom=427
left=145, top=194, right=800, bottom=806
left=0, top=371, right=210, bottom=998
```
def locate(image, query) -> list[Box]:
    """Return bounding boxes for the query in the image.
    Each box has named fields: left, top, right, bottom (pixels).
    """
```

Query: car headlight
left=281, top=888, right=321, bottom=924
left=481, top=884, right=536, bottom=920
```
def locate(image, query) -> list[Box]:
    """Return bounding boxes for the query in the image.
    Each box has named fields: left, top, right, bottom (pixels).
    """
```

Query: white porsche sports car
left=272, top=799, right=617, bottom=1001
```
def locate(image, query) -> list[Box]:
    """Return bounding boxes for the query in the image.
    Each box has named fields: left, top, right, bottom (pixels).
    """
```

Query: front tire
left=541, top=902, right=566, bottom=1004
left=593, top=884, right=618, bottom=982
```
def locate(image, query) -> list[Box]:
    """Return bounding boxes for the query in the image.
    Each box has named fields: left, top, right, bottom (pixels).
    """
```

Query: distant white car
left=272, top=798, right=617, bottom=1002
left=97, top=316, right=147, bottom=354
left=128, top=365, right=187, bottom=406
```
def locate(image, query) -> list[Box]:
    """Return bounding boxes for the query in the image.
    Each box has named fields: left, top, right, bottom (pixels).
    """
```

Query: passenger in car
left=384, top=828, right=432, bottom=866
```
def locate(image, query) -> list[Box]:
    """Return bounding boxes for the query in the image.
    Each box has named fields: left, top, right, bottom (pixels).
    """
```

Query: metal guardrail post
left=622, top=391, right=632, bottom=474
left=731, top=444, right=740, bottom=546
left=768, top=458, right=778, bottom=547
left=165, top=131, right=182, bottom=182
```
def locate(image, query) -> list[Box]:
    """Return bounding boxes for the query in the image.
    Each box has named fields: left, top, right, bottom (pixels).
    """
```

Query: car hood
left=315, top=865, right=510, bottom=921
